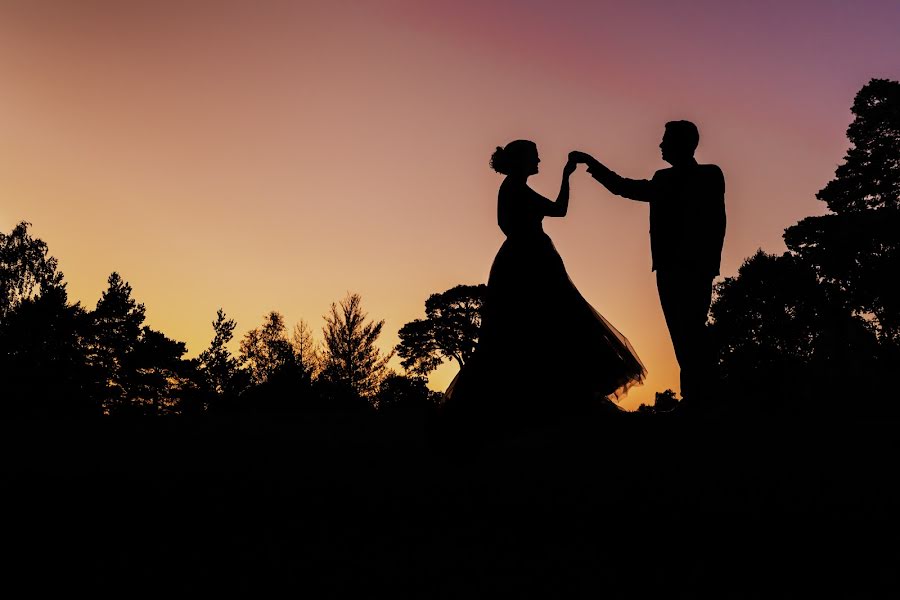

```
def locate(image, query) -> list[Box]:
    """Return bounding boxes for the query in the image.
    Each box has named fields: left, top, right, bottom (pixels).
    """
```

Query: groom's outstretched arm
left=571, top=152, right=656, bottom=202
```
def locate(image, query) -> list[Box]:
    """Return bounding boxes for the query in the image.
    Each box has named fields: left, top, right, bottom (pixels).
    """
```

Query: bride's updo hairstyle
left=490, top=139, right=537, bottom=175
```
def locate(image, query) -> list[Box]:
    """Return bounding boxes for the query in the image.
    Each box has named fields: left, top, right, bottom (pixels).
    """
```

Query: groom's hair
left=664, top=120, right=700, bottom=153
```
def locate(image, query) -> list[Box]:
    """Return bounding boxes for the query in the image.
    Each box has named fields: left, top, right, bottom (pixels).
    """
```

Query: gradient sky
left=1, top=0, right=898, bottom=410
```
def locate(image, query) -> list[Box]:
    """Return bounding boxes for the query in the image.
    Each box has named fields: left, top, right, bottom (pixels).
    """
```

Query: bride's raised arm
left=534, top=157, right=576, bottom=217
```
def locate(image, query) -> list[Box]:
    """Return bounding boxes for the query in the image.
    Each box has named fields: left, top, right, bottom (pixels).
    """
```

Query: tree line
left=0, top=234, right=445, bottom=417
left=707, top=77, right=899, bottom=416
left=1, top=78, right=897, bottom=418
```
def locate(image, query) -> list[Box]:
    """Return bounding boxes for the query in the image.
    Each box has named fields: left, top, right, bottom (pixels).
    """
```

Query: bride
left=440, top=139, right=646, bottom=434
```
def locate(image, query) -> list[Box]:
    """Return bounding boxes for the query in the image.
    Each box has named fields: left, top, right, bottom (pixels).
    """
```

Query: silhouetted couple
left=442, top=120, right=726, bottom=433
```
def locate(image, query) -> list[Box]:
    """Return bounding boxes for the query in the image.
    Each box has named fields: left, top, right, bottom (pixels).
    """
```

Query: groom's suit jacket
left=588, top=161, right=726, bottom=277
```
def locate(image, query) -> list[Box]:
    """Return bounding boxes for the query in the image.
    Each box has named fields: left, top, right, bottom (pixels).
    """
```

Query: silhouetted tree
left=0, top=221, right=65, bottom=325
left=0, top=283, right=100, bottom=417
left=396, top=284, right=486, bottom=377
left=0, top=222, right=96, bottom=417
left=129, top=326, right=195, bottom=416
left=784, top=78, right=900, bottom=343
left=235, top=310, right=321, bottom=413
left=198, top=308, right=242, bottom=399
left=89, top=272, right=192, bottom=415
left=321, top=293, right=394, bottom=403
left=654, top=389, right=678, bottom=412
left=637, top=389, right=679, bottom=414
left=89, top=272, right=148, bottom=414
left=292, top=318, right=320, bottom=382
left=709, top=251, right=878, bottom=413
left=239, top=311, right=296, bottom=386
left=376, top=372, right=440, bottom=414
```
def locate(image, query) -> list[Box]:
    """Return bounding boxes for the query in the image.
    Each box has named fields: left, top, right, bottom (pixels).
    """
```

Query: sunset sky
left=1, top=0, right=898, bottom=410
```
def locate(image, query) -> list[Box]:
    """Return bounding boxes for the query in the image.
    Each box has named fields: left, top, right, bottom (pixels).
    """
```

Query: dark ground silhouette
left=3, top=408, right=899, bottom=596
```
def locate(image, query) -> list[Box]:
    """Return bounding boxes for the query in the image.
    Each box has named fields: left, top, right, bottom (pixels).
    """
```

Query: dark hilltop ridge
left=3, top=407, right=899, bottom=595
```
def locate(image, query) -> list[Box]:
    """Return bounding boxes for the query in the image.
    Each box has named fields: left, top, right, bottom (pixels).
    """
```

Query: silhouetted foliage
left=710, top=251, right=879, bottom=413
left=238, top=365, right=317, bottom=414
left=638, top=389, right=679, bottom=414
left=812, top=78, right=900, bottom=214
left=705, top=79, right=899, bottom=415
left=239, top=311, right=297, bottom=386
left=88, top=272, right=148, bottom=415
left=321, top=293, right=394, bottom=404
left=291, top=318, right=320, bottom=382
left=88, top=272, right=193, bottom=416
left=784, top=78, right=900, bottom=343
left=311, top=377, right=375, bottom=413
left=376, top=372, right=440, bottom=414
left=129, top=326, right=197, bottom=416
left=0, top=221, right=65, bottom=325
left=197, top=308, right=243, bottom=401
left=232, top=310, right=323, bottom=412
left=654, top=389, right=678, bottom=412
left=0, top=283, right=100, bottom=417
left=396, top=284, right=485, bottom=377
left=0, top=222, right=98, bottom=417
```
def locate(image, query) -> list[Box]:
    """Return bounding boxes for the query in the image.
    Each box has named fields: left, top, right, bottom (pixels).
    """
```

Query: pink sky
left=1, top=1, right=898, bottom=409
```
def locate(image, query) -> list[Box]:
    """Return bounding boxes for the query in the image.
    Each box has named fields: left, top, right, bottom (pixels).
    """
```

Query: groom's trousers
left=656, top=270, right=716, bottom=404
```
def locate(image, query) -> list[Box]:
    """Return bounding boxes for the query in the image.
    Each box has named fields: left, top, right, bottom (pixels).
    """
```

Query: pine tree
left=292, top=318, right=320, bottom=381
left=89, top=272, right=189, bottom=415
left=89, top=272, right=147, bottom=414
left=320, top=293, right=394, bottom=402
left=239, top=311, right=296, bottom=386
left=198, top=308, right=240, bottom=396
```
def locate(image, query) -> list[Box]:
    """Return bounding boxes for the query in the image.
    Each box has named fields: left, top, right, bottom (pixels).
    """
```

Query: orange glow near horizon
left=1, top=1, right=898, bottom=410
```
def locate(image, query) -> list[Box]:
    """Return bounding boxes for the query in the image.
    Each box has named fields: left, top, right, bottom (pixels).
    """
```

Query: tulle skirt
left=441, top=232, right=645, bottom=427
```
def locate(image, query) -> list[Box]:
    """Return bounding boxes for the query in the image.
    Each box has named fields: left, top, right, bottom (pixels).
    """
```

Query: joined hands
left=568, top=151, right=596, bottom=165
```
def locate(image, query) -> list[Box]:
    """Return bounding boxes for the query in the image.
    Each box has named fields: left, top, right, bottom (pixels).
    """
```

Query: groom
left=571, top=120, right=726, bottom=413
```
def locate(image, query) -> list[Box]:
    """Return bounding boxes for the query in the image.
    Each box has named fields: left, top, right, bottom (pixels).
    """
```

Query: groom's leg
left=656, top=272, right=691, bottom=395
left=656, top=271, right=714, bottom=406
left=682, top=274, right=715, bottom=403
